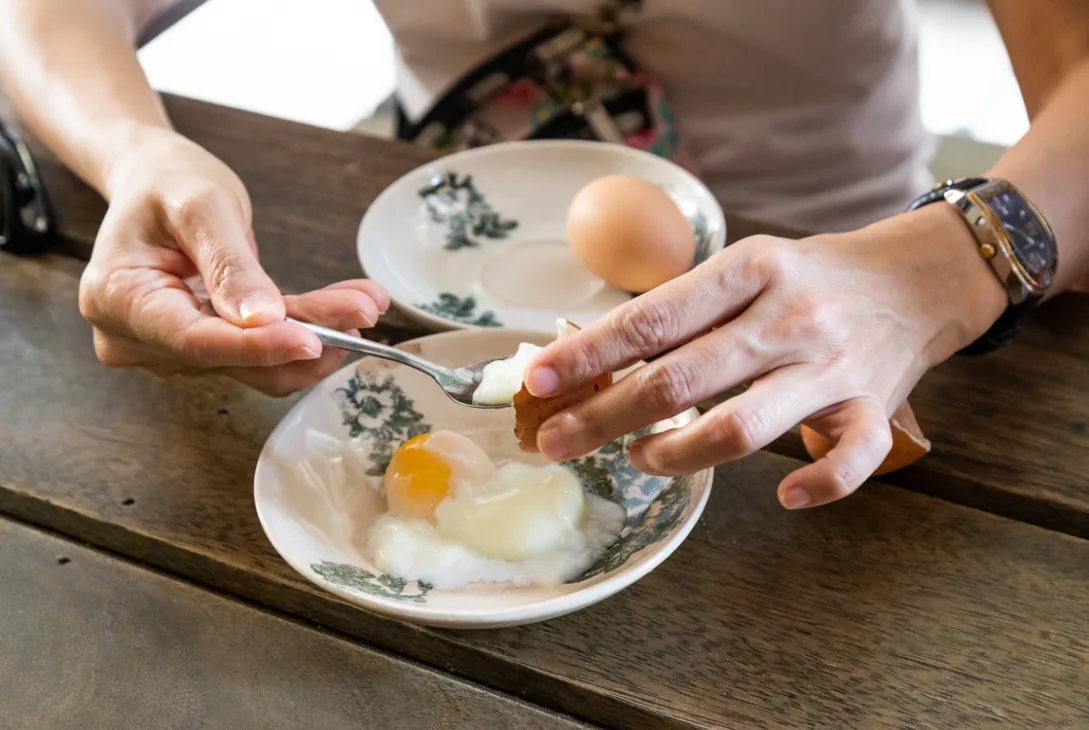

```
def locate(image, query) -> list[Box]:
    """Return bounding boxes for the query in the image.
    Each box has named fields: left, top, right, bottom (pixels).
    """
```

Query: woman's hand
left=79, top=127, right=388, bottom=396
left=525, top=205, right=1007, bottom=509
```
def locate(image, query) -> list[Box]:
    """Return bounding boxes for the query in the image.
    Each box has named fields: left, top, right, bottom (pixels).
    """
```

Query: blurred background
left=137, top=0, right=1023, bottom=181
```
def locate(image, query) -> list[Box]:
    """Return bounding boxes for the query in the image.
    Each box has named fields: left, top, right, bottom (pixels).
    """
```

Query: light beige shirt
left=374, top=0, right=935, bottom=233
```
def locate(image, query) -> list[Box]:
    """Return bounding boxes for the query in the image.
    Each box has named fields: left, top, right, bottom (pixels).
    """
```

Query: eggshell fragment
left=513, top=374, right=612, bottom=453
left=513, top=320, right=612, bottom=453
left=799, top=400, right=931, bottom=476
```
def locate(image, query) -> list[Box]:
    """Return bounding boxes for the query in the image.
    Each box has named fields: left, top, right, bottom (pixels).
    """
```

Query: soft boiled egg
left=370, top=430, right=626, bottom=589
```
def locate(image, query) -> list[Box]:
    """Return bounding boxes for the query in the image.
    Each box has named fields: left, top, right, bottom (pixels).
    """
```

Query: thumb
left=171, top=190, right=284, bottom=327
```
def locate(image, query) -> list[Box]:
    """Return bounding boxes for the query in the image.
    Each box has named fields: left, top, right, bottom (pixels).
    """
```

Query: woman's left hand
left=524, top=205, right=1007, bottom=510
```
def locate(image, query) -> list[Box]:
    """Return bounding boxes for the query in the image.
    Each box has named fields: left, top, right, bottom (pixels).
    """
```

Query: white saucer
left=357, top=140, right=726, bottom=334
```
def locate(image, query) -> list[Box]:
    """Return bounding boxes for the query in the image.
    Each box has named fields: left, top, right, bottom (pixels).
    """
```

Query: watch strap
left=904, top=177, right=988, bottom=213
left=956, top=298, right=1035, bottom=356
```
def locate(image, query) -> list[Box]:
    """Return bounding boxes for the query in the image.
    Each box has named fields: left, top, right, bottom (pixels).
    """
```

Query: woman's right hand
left=79, top=127, right=388, bottom=396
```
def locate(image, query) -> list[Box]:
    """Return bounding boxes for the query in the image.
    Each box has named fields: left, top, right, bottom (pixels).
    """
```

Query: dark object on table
left=0, top=121, right=52, bottom=255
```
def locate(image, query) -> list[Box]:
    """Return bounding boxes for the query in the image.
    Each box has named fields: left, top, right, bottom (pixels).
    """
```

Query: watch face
left=990, top=189, right=1054, bottom=281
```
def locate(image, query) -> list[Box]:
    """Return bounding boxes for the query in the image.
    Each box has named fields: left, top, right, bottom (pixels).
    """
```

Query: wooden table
left=4, top=95, right=1089, bottom=730
left=0, top=516, right=594, bottom=730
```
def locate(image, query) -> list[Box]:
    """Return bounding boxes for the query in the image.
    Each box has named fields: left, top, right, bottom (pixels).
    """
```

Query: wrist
left=850, top=203, right=1008, bottom=368
left=99, top=122, right=178, bottom=201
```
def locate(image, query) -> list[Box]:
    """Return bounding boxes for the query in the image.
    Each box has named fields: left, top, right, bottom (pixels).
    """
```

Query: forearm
left=985, top=0, right=1089, bottom=297
left=987, top=59, right=1089, bottom=296
left=0, top=0, right=174, bottom=198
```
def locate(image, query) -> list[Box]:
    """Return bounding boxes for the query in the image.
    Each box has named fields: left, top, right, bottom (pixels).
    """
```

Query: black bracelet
left=0, top=121, right=53, bottom=255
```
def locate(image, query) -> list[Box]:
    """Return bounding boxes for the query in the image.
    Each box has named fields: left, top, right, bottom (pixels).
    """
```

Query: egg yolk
left=384, top=434, right=452, bottom=522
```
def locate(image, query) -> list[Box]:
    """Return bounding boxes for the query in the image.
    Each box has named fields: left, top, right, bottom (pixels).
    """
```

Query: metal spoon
left=287, top=318, right=514, bottom=409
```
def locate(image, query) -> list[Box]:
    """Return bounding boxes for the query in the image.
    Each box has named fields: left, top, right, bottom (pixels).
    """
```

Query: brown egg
left=566, top=174, right=695, bottom=293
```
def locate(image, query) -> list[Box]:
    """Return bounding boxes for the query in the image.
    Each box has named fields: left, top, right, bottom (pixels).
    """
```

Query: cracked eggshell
left=513, top=320, right=612, bottom=453
left=800, top=400, right=931, bottom=476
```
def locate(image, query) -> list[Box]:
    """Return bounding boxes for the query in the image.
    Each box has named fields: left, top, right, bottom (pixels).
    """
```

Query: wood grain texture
left=6, top=87, right=1089, bottom=726
left=2, top=255, right=1089, bottom=729
left=0, top=516, right=594, bottom=730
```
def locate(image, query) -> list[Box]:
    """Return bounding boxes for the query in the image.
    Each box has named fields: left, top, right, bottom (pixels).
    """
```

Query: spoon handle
left=286, top=318, right=448, bottom=379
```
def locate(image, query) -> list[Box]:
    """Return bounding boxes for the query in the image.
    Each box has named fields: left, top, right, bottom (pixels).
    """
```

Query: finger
left=321, top=279, right=391, bottom=314
left=626, top=365, right=836, bottom=476
left=285, top=287, right=382, bottom=331
left=95, top=317, right=351, bottom=394
left=126, top=284, right=322, bottom=368
left=533, top=315, right=781, bottom=461
left=524, top=241, right=776, bottom=397
left=92, top=329, right=166, bottom=370
left=777, top=397, right=892, bottom=510
left=91, top=330, right=209, bottom=376
left=222, top=344, right=353, bottom=397
left=163, top=189, right=285, bottom=327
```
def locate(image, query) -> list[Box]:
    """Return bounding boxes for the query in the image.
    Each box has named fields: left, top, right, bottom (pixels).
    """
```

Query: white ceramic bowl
left=357, top=140, right=726, bottom=335
left=254, top=328, right=713, bottom=629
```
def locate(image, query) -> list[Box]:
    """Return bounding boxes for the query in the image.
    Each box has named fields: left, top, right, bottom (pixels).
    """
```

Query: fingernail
left=781, top=487, right=811, bottom=510
left=525, top=366, right=559, bottom=397
left=289, top=345, right=321, bottom=361
left=359, top=304, right=378, bottom=328
left=537, top=424, right=570, bottom=461
left=239, top=293, right=279, bottom=324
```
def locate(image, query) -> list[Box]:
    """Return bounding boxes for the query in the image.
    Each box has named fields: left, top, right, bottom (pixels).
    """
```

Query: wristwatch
left=0, top=121, right=52, bottom=255
left=906, top=176, right=1057, bottom=356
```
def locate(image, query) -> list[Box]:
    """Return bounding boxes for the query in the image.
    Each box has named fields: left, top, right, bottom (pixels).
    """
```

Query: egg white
left=369, top=432, right=626, bottom=589
left=472, top=342, right=542, bottom=405
left=470, top=318, right=580, bottom=406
